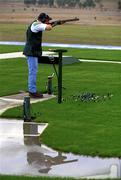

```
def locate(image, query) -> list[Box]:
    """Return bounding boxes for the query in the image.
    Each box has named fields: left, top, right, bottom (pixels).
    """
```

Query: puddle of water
left=0, top=119, right=121, bottom=178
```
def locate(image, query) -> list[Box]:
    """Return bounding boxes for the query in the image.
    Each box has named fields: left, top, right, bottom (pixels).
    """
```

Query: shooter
left=23, top=13, right=79, bottom=98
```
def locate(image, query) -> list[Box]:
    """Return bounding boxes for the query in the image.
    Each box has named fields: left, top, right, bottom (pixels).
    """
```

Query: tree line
left=118, top=0, right=121, bottom=9
left=24, top=0, right=101, bottom=8
left=24, top=0, right=121, bottom=9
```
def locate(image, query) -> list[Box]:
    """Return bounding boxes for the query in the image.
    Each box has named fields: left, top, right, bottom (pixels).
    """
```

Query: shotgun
left=50, top=17, right=79, bottom=26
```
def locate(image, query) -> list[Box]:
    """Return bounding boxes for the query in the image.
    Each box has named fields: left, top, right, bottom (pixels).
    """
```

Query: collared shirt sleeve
left=31, top=21, right=47, bottom=33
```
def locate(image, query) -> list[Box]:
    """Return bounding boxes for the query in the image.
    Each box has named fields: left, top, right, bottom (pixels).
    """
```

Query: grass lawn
left=0, top=23, right=121, bottom=45
left=1, top=45, right=121, bottom=158
left=1, top=44, right=121, bottom=61
left=0, top=175, right=76, bottom=180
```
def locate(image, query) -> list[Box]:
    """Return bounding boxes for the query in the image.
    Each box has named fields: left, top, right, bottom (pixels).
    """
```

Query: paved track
left=0, top=41, right=121, bottom=50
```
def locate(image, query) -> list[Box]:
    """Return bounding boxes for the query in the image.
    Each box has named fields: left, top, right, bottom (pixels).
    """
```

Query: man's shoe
left=29, top=92, right=43, bottom=98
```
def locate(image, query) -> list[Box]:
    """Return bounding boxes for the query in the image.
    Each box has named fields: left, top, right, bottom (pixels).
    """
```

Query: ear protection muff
left=38, top=13, right=52, bottom=23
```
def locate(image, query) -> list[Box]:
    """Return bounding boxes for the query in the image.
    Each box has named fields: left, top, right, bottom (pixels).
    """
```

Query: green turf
left=0, top=175, right=76, bottom=180
left=0, top=45, right=24, bottom=53
left=0, top=175, right=118, bottom=180
left=65, top=48, right=121, bottom=61
left=1, top=55, right=121, bottom=157
left=0, top=58, right=28, bottom=96
left=1, top=45, right=121, bottom=61
left=0, top=23, right=27, bottom=42
left=45, top=24, right=121, bottom=45
left=0, top=58, right=57, bottom=96
left=1, top=46, right=121, bottom=157
left=0, top=23, right=121, bottom=45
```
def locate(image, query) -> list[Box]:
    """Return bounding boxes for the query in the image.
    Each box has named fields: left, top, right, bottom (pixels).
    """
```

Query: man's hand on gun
left=51, top=20, right=64, bottom=27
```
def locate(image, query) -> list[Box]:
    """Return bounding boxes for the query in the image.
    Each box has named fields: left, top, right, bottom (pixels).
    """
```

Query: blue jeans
left=27, top=56, right=38, bottom=93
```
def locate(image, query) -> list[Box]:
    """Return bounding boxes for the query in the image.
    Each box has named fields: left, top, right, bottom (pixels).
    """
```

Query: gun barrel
left=62, top=17, right=79, bottom=23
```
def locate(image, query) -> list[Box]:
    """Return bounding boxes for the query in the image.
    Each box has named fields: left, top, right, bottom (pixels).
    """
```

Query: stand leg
left=58, top=52, right=62, bottom=103
left=49, top=49, right=67, bottom=104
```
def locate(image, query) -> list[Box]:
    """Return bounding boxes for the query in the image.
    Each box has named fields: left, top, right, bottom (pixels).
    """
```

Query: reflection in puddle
left=27, top=151, right=77, bottom=174
left=0, top=119, right=121, bottom=178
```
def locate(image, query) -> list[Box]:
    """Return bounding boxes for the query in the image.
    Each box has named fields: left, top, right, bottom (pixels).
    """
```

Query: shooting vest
left=23, top=21, right=42, bottom=57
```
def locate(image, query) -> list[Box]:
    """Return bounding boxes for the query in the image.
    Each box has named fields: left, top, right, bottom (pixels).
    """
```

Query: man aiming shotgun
left=23, top=13, right=79, bottom=98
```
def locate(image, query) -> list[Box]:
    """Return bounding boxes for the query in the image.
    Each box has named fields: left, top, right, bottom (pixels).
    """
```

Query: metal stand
left=49, top=49, right=67, bottom=103
left=23, top=96, right=31, bottom=122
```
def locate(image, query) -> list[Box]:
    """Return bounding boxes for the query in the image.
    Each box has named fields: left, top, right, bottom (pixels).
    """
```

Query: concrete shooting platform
left=1, top=51, right=121, bottom=65
left=0, top=51, right=79, bottom=65
left=0, top=92, right=55, bottom=115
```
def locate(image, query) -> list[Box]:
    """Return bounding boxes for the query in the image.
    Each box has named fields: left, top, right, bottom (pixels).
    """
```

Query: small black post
left=47, top=75, right=53, bottom=94
left=23, top=96, right=31, bottom=122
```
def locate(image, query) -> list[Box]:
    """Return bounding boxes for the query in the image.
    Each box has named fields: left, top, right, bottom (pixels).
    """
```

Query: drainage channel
left=0, top=118, right=121, bottom=179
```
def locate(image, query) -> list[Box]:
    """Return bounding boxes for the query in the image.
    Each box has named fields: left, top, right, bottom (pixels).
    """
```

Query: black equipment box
left=38, top=56, right=59, bottom=64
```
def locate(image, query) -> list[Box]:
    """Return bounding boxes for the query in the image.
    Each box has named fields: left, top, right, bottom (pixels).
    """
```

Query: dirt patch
left=0, top=2, right=121, bottom=26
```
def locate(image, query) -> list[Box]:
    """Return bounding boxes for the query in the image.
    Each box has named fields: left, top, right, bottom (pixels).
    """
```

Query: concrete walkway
left=0, top=51, right=55, bottom=60
left=79, top=59, right=121, bottom=64
left=0, top=92, right=55, bottom=115
left=0, top=51, right=121, bottom=65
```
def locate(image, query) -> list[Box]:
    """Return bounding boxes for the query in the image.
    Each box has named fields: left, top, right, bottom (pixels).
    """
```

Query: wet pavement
left=0, top=119, right=121, bottom=178
left=0, top=93, right=121, bottom=178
